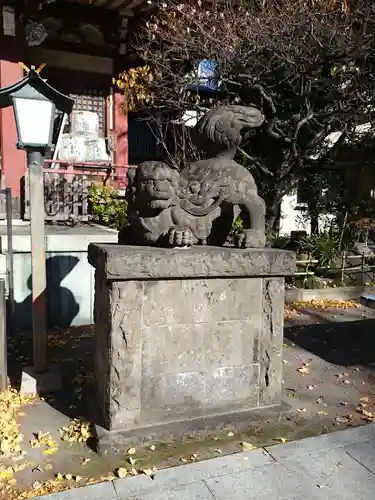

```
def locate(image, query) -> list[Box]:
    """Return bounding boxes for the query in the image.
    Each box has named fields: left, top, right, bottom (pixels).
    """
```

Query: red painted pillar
left=0, top=60, right=26, bottom=202
left=114, top=91, right=128, bottom=189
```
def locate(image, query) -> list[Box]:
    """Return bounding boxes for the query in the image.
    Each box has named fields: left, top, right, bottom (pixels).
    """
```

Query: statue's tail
left=192, top=105, right=264, bottom=158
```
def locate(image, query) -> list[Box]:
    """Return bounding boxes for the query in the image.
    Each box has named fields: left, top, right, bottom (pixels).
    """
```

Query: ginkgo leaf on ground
left=142, top=468, right=155, bottom=477
left=241, top=441, right=255, bottom=451
left=116, top=467, right=127, bottom=478
left=297, top=365, right=309, bottom=375
left=275, top=437, right=287, bottom=444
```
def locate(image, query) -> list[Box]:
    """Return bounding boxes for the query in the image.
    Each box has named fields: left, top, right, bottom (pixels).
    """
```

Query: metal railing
left=0, top=188, right=14, bottom=333
left=0, top=278, right=7, bottom=392
left=22, top=160, right=136, bottom=223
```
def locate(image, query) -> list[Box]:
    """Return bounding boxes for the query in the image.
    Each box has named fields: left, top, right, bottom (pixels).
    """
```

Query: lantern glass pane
left=13, top=97, right=53, bottom=147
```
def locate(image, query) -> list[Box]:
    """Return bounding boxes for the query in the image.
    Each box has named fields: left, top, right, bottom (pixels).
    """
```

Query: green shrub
left=298, top=230, right=356, bottom=268
left=266, top=229, right=291, bottom=249
left=231, top=216, right=243, bottom=237
left=298, top=232, right=340, bottom=267
left=88, top=184, right=128, bottom=230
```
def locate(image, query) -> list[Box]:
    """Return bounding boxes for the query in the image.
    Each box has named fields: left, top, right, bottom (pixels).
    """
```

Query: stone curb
left=33, top=424, right=375, bottom=500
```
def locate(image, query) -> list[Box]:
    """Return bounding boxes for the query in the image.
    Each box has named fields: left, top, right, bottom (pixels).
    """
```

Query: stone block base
left=88, top=244, right=295, bottom=445
left=90, top=401, right=289, bottom=460
left=20, top=364, right=61, bottom=396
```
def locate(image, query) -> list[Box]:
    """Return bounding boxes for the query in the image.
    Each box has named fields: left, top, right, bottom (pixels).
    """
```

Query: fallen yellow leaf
left=100, top=474, right=115, bottom=482
left=116, top=467, right=127, bottom=478
left=297, top=365, right=309, bottom=375
left=127, top=447, right=136, bottom=455
left=149, top=445, right=156, bottom=451
left=275, top=437, right=287, bottom=444
left=142, top=468, right=155, bottom=477
left=43, top=447, right=57, bottom=455
left=292, top=299, right=361, bottom=310
left=59, top=419, right=92, bottom=444
left=0, top=470, right=13, bottom=480
left=241, top=441, right=255, bottom=451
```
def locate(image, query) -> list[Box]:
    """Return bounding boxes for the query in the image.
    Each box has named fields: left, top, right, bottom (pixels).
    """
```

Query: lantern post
left=0, top=66, right=74, bottom=377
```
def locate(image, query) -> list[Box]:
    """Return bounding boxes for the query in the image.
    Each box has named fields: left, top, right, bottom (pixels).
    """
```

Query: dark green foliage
left=88, top=184, right=128, bottom=230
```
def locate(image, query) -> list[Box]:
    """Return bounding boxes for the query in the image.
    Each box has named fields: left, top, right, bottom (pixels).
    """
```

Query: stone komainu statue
left=119, top=105, right=266, bottom=248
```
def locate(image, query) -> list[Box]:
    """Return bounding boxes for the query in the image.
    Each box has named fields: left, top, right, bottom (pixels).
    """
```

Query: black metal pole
left=5, top=187, right=14, bottom=335
left=28, top=150, right=47, bottom=374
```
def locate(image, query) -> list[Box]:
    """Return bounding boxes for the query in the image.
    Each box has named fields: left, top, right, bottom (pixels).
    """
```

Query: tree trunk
left=307, top=183, right=320, bottom=234
left=265, top=189, right=283, bottom=231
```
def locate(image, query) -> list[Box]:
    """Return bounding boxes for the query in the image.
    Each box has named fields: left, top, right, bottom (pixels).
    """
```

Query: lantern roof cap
left=0, top=69, right=74, bottom=114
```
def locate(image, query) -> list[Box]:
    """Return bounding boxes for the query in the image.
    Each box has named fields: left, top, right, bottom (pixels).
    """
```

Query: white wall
left=279, top=191, right=335, bottom=236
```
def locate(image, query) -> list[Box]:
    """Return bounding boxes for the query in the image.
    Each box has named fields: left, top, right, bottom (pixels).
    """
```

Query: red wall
left=0, top=60, right=26, bottom=197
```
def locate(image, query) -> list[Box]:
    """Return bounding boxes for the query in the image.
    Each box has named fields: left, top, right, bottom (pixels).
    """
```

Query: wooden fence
left=295, top=252, right=375, bottom=286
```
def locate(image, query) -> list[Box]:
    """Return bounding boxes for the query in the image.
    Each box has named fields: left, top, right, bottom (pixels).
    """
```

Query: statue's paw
left=168, top=227, right=194, bottom=247
left=236, top=229, right=265, bottom=249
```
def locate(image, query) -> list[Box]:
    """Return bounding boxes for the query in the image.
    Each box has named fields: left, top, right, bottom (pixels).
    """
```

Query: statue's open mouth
left=179, top=195, right=224, bottom=216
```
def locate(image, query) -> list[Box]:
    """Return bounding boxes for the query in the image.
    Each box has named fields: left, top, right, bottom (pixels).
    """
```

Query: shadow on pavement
left=285, top=317, right=375, bottom=369
left=7, top=324, right=95, bottom=421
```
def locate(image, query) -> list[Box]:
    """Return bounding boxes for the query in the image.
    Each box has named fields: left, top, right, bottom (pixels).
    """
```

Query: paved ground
left=3, top=302, right=375, bottom=498
left=32, top=424, right=375, bottom=499
left=0, top=221, right=117, bottom=236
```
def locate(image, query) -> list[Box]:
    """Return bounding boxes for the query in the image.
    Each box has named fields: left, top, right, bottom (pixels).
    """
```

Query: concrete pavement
left=34, top=423, right=375, bottom=500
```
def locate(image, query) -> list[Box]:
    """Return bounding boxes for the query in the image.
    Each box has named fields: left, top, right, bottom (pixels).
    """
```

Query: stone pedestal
left=88, top=244, right=295, bottom=451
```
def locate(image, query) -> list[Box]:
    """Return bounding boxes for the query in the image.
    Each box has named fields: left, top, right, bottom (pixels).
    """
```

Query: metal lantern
left=0, top=68, right=73, bottom=151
